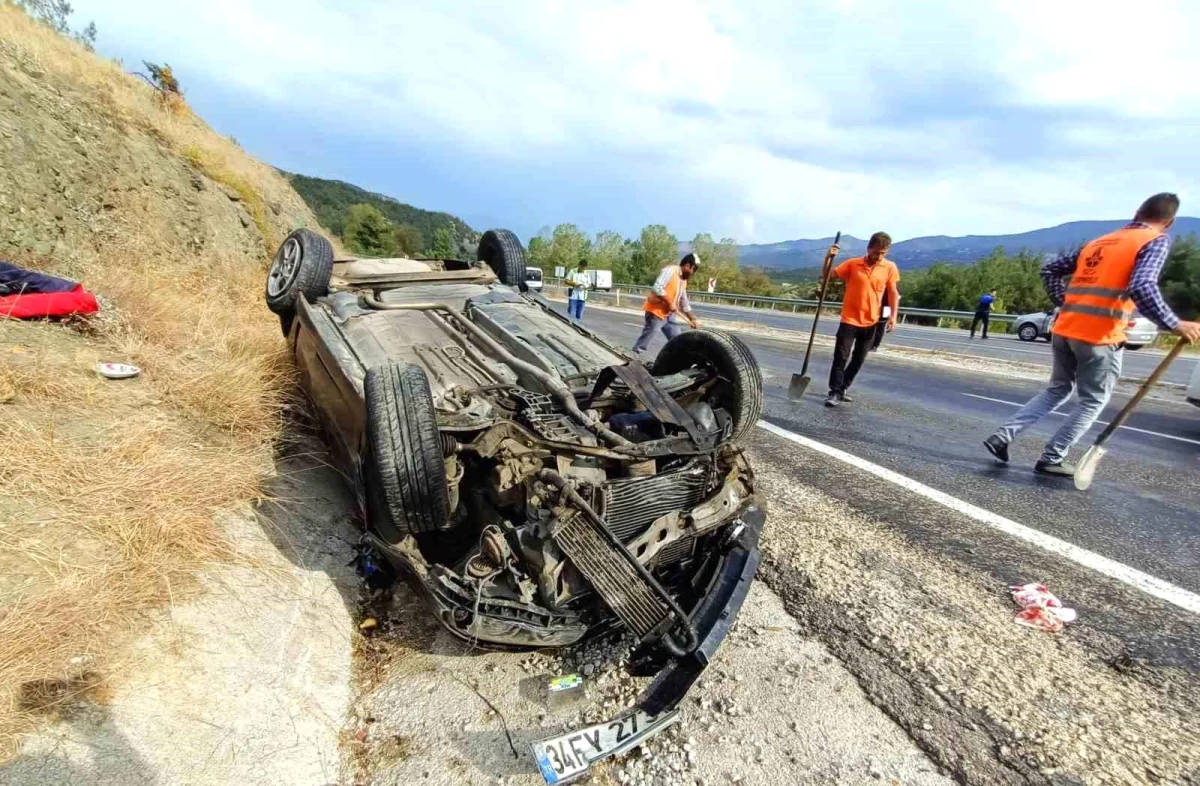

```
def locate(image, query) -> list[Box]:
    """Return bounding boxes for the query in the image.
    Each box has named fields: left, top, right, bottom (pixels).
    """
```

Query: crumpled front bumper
left=636, top=505, right=765, bottom=715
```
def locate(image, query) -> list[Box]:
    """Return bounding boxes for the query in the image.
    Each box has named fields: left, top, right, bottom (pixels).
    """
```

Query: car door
left=293, top=299, right=365, bottom=478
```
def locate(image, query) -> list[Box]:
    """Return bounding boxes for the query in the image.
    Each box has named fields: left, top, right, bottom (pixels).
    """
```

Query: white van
left=589, top=269, right=613, bottom=291
left=524, top=267, right=543, bottom=291
left=1188, top=356, right=1200, bottom=408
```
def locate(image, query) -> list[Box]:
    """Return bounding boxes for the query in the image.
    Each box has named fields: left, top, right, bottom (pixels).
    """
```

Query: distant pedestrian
left=870, top=289, right=892, bottom=352
left=566, top=259, right=590, bottom=321
left=984, top=193, right=1200, bottom=477
left=707, top=277, right=717, bottom=293
left=971, top=290, right=996, bottom=338
left=633, top=253, right=700, bottom=354
left=826, top=232, right=901, bottom=407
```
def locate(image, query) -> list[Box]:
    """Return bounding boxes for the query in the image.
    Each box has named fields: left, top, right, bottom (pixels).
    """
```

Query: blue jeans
left=632, top=312, right=685, bottom=353
left=992, top=335, right=1123, bottom=464
left=568, top=298, right=585, bottom=320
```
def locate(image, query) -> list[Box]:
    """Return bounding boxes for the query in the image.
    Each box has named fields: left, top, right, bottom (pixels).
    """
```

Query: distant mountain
left=741, top=218, right=1200, bottom=270
left=281, top=171, right=477, bottom=254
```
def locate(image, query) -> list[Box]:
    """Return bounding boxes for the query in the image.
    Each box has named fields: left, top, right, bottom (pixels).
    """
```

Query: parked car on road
left=1014, top=309, right=1158, bottom=349
left=264, top=226, right=765, bottom=719
left=1188, top=359, right=1200, bottom=408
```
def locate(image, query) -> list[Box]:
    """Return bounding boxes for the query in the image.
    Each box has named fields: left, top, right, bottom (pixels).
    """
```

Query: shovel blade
left=788, top=374, right=811, bottom=400
left=1074, top=445, right=1107, bottom=490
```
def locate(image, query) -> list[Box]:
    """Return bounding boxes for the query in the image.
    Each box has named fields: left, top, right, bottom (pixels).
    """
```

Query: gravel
left=744, top=432, right=1200, bottom=786
left=345, top=572, right=950, bottom=786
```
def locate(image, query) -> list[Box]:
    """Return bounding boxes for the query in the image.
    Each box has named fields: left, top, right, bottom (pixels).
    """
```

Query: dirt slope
left=0, top=4, right=333, bottom=762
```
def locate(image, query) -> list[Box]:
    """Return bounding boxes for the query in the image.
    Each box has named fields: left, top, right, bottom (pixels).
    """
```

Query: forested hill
left=742, top=217, right=1200, bottom=270
left=281, top=170, right=477, bottom=255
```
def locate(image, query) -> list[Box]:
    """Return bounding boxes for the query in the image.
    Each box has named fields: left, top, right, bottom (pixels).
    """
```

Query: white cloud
left=76, top=0, right=1200, bottom=242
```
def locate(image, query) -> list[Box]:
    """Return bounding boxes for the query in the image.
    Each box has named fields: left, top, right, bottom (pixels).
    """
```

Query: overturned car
left=265, top=227, right=765, bottom=715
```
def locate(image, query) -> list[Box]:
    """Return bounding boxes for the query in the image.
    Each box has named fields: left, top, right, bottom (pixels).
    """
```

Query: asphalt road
left=572, top=303, right=1200, bottom=671
left=572, top=289, right=1199, bottom=387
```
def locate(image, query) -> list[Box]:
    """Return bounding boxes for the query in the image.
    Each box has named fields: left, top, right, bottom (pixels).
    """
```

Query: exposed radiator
left=600, top=461, right=711, bottom=543
left=554, top=512, right=671, bottom=639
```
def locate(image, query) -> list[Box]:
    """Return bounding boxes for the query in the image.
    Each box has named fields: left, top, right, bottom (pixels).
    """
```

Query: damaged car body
left=265, top=227, right=766, bottom=714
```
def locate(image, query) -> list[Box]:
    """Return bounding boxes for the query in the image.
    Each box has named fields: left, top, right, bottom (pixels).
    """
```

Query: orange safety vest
left=643, top=265, right=685, bottom=319
left=1053, top=226, right=1161, bottom=345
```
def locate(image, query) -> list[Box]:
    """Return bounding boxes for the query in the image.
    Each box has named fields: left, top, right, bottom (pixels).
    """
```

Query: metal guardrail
left=546, top=279, right=1018, bottom=324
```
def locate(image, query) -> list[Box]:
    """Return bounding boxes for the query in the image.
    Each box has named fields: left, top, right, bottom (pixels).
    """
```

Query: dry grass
left=0, top=5, right=318, bottom=756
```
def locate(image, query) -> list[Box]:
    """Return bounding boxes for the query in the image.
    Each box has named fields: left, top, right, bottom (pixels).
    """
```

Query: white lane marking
left=961, top=393, right=1200, bottom=446
left=756, top=420, right=1200, bottom=614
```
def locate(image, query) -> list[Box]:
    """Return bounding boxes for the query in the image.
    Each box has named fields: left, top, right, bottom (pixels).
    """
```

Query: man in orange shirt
left=825, top=232, right=901, bottom=407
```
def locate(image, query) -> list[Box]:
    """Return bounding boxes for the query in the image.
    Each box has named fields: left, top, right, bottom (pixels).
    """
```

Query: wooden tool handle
left=799, top=231, right=841, bottom=377
left=1093, top=340, right=1187, bottom=447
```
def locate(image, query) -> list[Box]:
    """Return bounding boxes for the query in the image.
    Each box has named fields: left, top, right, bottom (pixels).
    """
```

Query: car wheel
left=1017, top=323, right=1038, bottom=342
left=652, top=328, right=763, bottom=443
left=265, top=228, right=334, bottom=330
left=1125, top=344, right=1143, bottom=351
left=477, top=229, right=528, bottom=290
left=364, top=361, right=450, bottom=539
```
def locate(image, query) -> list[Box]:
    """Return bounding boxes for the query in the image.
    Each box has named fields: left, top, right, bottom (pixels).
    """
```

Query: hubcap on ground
left=267, top=237, right=302, bottom=297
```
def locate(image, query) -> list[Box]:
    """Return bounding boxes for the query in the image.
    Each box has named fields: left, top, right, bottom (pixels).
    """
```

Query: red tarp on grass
left=0, top=285, right=100, bottom=319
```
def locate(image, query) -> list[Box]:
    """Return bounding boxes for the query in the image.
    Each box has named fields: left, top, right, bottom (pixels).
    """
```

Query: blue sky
left=75, top=0, right=1200, bottom=244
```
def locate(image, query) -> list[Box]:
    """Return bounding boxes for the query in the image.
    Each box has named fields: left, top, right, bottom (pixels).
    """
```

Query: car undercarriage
left=266, top=227, right=765, bottom=714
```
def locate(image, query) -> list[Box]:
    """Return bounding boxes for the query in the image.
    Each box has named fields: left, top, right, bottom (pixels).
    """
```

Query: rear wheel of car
left=364, top=361, right=450, bottom=540
left=477, top=229, right=528, bottom=290
left=652, top=328, right=763, bottom=443
left=1017, top=323, right=1038, bottom=342
left=266, top=228, right=334, bottom=333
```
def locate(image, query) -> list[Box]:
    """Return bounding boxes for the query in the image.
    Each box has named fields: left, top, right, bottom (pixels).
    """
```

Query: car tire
left=364, top=361, right=450, bottom=539
left=477, top=229, right=528, bottom=290
left=652, top=328, right=763, bottom=443
left=1126, top=344, right=1143, bottom=351
left=266, top=228, right=334, bottom=327
left=1017, top=323, right=1038, bottom=342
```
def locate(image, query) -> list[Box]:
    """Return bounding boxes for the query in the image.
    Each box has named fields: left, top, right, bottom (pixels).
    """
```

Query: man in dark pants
left=970, top=290, right=996, bottom=338
left=826, top=232, right=901, bottom=407
left=870, top=289, right=891, bottom=351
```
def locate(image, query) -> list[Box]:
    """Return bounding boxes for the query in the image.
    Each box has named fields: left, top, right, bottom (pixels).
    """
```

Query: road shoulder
left=745, top=429, right=1200, bottom=786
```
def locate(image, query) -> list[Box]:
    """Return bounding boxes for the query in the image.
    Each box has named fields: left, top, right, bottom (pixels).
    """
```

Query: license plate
left=531, top=709, right=679, bottom=784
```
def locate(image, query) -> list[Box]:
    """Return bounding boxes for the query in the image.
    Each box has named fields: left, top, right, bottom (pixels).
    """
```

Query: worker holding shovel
left=984, top=193, right=1200, bottom=478
left=825, top=232, right=901, bottom=407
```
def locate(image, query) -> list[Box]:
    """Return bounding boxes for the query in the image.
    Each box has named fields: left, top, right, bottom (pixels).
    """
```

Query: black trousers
left=829, top=323, right=875, bottom=395
left=870, top=318, right=887, bottom=350
left=970, top=311, right=990, bottom=338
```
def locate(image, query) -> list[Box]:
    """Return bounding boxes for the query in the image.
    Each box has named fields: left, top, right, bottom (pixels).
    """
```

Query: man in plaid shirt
left=984, top=193, right=1200, bottom=477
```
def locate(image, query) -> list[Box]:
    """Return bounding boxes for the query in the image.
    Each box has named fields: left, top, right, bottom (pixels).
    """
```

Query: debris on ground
left=1010, top=583, right=1077, bottom=632
left=94, top=362, right=140, bottom=380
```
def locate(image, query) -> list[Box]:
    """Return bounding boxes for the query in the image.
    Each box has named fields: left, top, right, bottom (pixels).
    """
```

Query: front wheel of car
left=477, top=229, right=528, bottom=290
left=1017, top=323, right=1038, bottom=342
left=265, top=228, right=334, bottom=334
left=652, top=328, right=763, bottom=443
left=364, top=361, right=450, bottom=539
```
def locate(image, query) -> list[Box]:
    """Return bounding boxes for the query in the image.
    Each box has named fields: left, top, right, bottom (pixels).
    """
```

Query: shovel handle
left=799, top=232, right=841, bottom=377
left=1092, top=339, right=1186, bottom=448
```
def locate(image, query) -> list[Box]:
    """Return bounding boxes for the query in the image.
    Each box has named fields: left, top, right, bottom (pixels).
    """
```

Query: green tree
left=589, top=230, right=632, bottom=276
left=430, top=225, right=457, bottom=258
left=527, top=227, right=553, bottom=272
left=629, top=225, right=679, bottom=284
left=14, top=0, right=95, bottom=47
left=393, top=223, right=423, bottom=257
left=1161, top=235, right=1200, bottom=319
left=547, top=224, right=591, bottom=272
left=343, top=203, right=397, bottom=257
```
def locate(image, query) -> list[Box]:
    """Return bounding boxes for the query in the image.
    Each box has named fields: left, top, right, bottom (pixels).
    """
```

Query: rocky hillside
left=0, top=4, right=323, bottom=756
